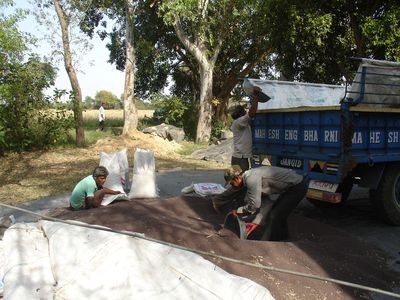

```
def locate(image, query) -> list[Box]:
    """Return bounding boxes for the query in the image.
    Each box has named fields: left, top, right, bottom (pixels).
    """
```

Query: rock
left=142, top=123, right=185, bottom=143
left=191, top=138, right=233, bottom=164
left=220, top=130, right=233, bottom=140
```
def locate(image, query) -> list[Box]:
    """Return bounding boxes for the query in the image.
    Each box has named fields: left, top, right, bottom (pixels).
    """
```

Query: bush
left=29, top=109, right=74, bottom=149
left=152, top=95, right=188, bottom=127
left=211, top=117, right=225, bottom=140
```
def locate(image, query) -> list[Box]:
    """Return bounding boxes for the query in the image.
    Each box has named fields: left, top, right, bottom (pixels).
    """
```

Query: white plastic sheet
left=2, top=221, right=274, bottom=300
left=243, top=78, right=345, bottom=109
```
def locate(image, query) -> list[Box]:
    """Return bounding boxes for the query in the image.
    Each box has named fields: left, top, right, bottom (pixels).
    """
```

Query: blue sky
left=7, top=0, right=125, bottom=99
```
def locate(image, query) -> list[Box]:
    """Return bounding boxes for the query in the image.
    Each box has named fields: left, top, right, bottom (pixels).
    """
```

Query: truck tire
left=369, top=164, right=400, bottom=226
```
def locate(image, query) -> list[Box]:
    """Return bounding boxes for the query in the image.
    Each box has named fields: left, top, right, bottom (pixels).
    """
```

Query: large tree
left=80, top=0, right=140, bottom=135
left=94, top=90, right=120, bottom=108
left=121, top=0, right=138, bottom=134
left=81, top=0, right=400, bottom=141
left=52, top=0, right=85, bottom=146
left=34, top=0, right=90, bottom=146
left=156, top=0, right=279, bottom=142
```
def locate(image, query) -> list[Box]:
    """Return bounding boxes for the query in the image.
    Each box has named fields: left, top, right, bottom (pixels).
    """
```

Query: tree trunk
left=122, top=0, right=138, bottom=135
left=196, top=64, right=214, bottom=143
left=53, top=0, right=85, bottom=146
left=172, top=15, right=222, bottom=143
left=215, top=98, right=228, bottom=125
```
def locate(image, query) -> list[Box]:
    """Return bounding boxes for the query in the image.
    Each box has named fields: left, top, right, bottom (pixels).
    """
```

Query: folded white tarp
left=243, top=78, right=345, bottom=109
left=2, top=221, right=274, bottom=299
left=181, top=183, right=226, bottom=197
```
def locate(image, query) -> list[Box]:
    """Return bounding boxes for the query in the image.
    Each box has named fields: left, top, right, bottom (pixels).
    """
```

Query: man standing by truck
left=224, top=164, right=307, bottom=241
left=211, top=89, right=260, bottom=214
left=230, top=88, right=260, bottom=171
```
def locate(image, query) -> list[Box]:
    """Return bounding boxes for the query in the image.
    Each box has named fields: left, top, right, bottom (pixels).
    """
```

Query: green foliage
left=28, top=108, right=74, bottom=149
left=0, top=4, right=75, bottom=153
left=181, top=101, right=198, bottom=141
left=137, top=117, right=159, bottom=131
left=152, top=95, right=199, bottom=140
left=0, top=1, right=29, bottom=67
left=0, top=56, right=73, bottom=153
left=136, top=99, right=154, bottom=110
left=84, top=96, right=95, bottom=109
left=211, top=117, right=225, bottom=140
left=362, top=5, right=400, bottom=61
left=152, top=95, right=188, bottom=127
left=94, top=90, right=121, bottom=109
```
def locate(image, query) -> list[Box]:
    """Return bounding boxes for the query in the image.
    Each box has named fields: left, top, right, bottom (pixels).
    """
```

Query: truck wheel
left=369, top=164, right=400, bottom=226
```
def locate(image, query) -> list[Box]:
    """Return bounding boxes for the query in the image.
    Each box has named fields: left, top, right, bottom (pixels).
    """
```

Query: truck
left=243, top=59, right=400, bottom=225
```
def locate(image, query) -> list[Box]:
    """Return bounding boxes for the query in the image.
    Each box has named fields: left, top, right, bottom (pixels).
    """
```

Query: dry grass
left=83, top=109, right=154, bottom=120
left=0, top=131, right=228, bottom=206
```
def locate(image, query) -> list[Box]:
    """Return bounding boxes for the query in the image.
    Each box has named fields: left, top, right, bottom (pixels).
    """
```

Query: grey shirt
left=231, top=113, right=252, bottom=158
left=240, top=166, right=303, bottom=213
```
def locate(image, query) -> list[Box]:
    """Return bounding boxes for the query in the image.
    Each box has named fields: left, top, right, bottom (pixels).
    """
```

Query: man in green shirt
left=70, top=166, right=121, bottom=210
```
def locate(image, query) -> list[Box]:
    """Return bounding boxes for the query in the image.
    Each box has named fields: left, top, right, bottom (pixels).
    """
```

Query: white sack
left=129, top=148, right=159, bottom=198
left=100, top=150, right=129, bottom=189
left=116, top=148, right=130, bottom=191
left=99, top=151, right=129, bottom=205
left=133, top=147, right=156, bottom=174
left=2, top=221, right=274, bottom=300
left=129, top=173, right=159, bottom=198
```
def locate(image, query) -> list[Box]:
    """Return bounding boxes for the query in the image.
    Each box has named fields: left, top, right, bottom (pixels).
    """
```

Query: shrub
left=211, top=117, right=224, bottom=140
left=152, top=95, right=188, bottom=127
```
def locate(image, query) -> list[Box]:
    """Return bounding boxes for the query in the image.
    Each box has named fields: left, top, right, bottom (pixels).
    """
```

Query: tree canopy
left=94, top=90, right=121, bottom=108
left=76, top=0, right=400, bottom=140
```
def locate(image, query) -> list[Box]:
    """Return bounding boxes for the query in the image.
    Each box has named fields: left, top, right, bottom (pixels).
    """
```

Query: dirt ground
left=2, top=133, right=400, bottom=299
left=0, top=131, right=226, bottom=205
left=51, top=196, right=400, bottom=300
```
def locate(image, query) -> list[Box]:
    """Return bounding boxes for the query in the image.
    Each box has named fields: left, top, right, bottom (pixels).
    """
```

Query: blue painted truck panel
left=252, top=106, right=400, bottom=184
left=245, top=59, right=400, bottom=223
left=246, top=59, right=400, bottom=191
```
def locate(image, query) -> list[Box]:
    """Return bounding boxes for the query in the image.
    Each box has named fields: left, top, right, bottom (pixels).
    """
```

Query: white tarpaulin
left=243, top=78, right=345, bottom=109
left=2, top=221, right=273, bottom=300
left=243, top=59, right=400, bottom=109
left=346, top=58, right=400, bottom=106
